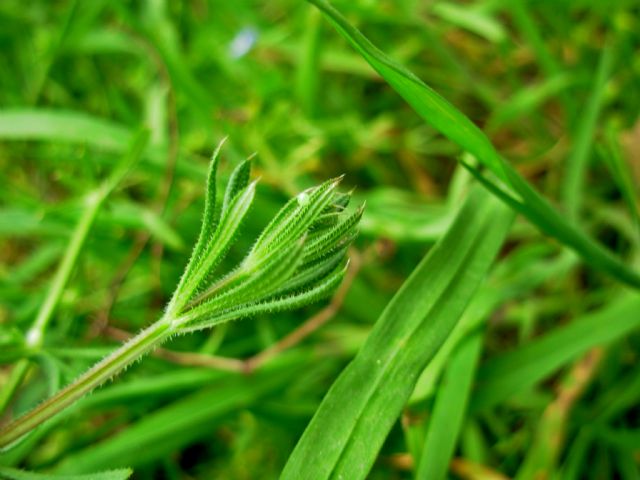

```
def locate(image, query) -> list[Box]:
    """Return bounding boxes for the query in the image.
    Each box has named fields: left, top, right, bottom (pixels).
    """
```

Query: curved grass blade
left=281, top=186, right=513, bottom=479
left=0, top=109, right=204, bottom=179
left=306, top=0, right=640, bottom=289
left=53, top=358, right=305, bottom=473
left=561, top=45, right=613, bottom=220
left=471, top=293, right=640, bottom=412
left=415, top=332, right=484, bottom=480
left=0, top=109, right=131, bottom=151
left=601, top=123, right=640, bottom=234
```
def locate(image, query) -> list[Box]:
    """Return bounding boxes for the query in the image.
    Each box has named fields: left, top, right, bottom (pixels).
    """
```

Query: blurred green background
left=0, top=0, right=639, bottom=478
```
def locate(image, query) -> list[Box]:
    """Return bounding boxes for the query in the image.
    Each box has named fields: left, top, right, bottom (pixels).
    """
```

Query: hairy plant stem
left=0, top=144, right=358, bottom=449
left=0, top=317, right=174, bottom=449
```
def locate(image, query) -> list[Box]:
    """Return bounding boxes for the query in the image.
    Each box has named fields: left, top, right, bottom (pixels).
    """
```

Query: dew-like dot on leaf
left=297, top=192, right=310, bottom=206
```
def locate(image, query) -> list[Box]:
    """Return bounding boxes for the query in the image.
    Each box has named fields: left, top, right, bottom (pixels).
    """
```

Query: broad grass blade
left=281, top=186, right=513, bottom=479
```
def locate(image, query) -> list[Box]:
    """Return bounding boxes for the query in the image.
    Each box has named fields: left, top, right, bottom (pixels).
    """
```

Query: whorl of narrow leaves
left=168, top=140, right=362, bottom=332
left=0, top=141, right=361, bottom=450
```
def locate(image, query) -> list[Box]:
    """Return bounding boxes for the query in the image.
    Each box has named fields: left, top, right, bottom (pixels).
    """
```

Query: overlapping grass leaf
left=281, top=186, right=513, bottom=479
left=307, top=0, right=640, bottom=289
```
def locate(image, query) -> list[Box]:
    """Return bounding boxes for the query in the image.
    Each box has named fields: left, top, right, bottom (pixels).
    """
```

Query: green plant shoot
left=0, top=140, right=362, bottom=449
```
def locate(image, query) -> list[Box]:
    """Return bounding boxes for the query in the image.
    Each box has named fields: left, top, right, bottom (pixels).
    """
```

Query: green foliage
left=282, top=187, right=513, bottom=479
left=471, top=294, right=640, bottom=412
left=1, top=0, right=639, bottom=478
left=55, top=357, right=307, bottom=473
left=307, top=0, right=640, bottom=289
left=0, top=143, right=360, bottom=449
left=168, top=146, right=360, bottom=331
left=415, top=332, right=483, bottom=479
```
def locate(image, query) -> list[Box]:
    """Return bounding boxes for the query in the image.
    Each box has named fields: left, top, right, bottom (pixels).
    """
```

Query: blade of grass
left=431, top=2, right=506, bottom=44
left=487, top=74, right=573, bottom=131
left=0, top=131, right=148, bottom=415
left=409, top=245, right=573, bottom=468
left=562, top=45, right=614, bottom=221
left=460, top=419, right=490, bottom=466
left=556, top=428, right=593, bottom=480
left=296, top=7, right=323, bottom=117
left=600, top=122, right=640, bottom=234
left=515, top=349, right=603, bottom=480
left=592, top=369, right=640, bottom=424
left=55, top=356, right=305, bottom=473
left=415, top=331, right=484, bottom=480
left=307, top=0, right=640, bottom=289
left=0, top=109, right=203, bottom=179
left=105, top=201, right=185, bottom=251
left=507, top=1, right=574, bottom=118
left=599, top=428, right=640, bottom=450
left=410, top=246, right=577, bottom=404
left=0, top=109, right=130, bottom=150
left=471, top=293, right=640, bottom=412
left=281, top=186, right=514, bottom=479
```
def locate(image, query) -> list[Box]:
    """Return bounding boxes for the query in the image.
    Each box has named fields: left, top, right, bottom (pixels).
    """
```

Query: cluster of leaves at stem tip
left=162, top=139, right=363, bottom=333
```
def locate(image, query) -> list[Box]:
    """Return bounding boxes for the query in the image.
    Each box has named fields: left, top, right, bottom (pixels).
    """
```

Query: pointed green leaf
left=250, top=177, right=341, bottom=261
left=281, top=186, right=513, bottom=479
left=302, top=204, right=363, bottom=264
left=175, top=140, right=223, bottom=290
left=277, top=247, right=347, bottom=295
left=182, top=261, right=348, bottom=332
left=173, top=180, right=257, bottom=311
left=185, top=236, right=307, bottom=316
left=222, top=158, right=251, bottom=214
left=198, top=140, right=225, bottom=255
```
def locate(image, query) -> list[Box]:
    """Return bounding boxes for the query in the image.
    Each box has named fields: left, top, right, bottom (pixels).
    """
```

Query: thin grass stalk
left=0, top=133, right=147, bottom=415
